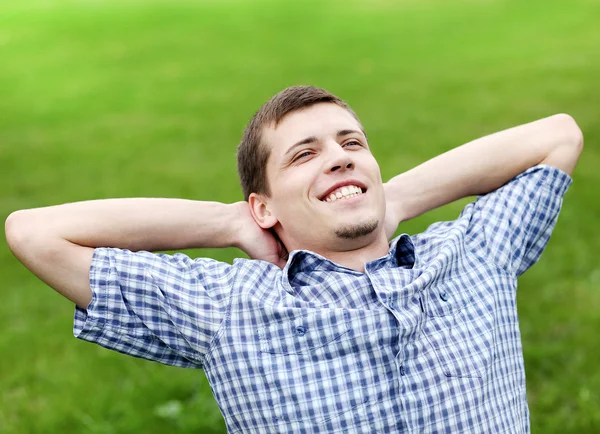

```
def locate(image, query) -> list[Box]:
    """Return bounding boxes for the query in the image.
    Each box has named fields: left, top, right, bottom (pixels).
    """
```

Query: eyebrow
left=283, top=129, right=367, bottom=159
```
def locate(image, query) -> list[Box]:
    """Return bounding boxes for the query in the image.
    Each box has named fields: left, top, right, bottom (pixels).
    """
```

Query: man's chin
left=334, top=219, right=379, bottom=240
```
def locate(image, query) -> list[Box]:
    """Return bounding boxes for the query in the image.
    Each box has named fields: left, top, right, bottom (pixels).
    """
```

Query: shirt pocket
left=258, top=309, right=350, bottom=355
left=421, top=278, right=496, bottom=378
left=257, top=308, right=370, bottom=424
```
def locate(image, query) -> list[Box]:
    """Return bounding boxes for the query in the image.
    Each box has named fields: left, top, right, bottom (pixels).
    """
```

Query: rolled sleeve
left=473, top=164, right=573, bottom=277
left=74, top=248, right=236, bottom=368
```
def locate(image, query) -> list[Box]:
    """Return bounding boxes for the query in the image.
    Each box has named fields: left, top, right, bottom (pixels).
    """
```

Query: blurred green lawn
left=1, top=0, right=599, bottom=432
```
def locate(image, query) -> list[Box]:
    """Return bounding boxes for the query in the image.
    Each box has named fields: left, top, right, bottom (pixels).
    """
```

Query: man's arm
left=5, top=199, right=281, bottom=308
left=384, top=113, right=583, bottom=229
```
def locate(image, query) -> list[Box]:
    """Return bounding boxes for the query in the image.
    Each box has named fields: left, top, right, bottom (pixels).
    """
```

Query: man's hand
left=232, top=202, right=288, bottom=269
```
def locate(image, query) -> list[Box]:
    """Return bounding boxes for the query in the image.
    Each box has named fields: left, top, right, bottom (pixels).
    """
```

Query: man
left=6, top=86, right=583, bottom=433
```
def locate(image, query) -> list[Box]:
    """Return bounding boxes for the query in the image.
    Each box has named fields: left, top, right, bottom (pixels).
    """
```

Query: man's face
left=255, top=102, right=386, bottom=253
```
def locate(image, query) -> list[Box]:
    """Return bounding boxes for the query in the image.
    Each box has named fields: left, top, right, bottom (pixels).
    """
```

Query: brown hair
left=237, top=85, right=360, bottom=200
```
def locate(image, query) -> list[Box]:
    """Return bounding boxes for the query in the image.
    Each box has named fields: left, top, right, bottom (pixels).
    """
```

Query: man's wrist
left=225, top=201, right=251, bottom=250
left=383, top=182, right=402, bottom=231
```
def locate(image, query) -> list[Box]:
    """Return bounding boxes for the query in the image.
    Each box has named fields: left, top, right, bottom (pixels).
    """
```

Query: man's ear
left=248, top=193, right=278, bottom=229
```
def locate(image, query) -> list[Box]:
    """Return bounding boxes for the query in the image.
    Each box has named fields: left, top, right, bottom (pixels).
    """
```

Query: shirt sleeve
left=74, top=248, right=237, bottom=368
left=471, top=164, right=573, bottom=277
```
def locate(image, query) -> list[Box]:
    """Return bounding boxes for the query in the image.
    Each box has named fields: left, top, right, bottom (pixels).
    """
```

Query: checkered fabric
left=74, top=165, right=572, bottom=433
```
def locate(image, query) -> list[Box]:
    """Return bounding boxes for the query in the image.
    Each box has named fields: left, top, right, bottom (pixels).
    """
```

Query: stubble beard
left=334, top=219, right=379, bottom=239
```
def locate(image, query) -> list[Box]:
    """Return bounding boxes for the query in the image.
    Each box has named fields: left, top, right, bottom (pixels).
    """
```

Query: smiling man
left=6, top=86, right=583, bottom=433
left=244, top=98, right=390, bottom=270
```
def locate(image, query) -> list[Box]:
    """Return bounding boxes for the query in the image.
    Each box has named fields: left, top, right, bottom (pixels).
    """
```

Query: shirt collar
left=281, top=233, right=418, bottom=289
left=389, top=233, right=418, bottom=268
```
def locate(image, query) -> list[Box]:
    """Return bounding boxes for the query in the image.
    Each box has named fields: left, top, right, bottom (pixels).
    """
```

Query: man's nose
left=326, top=144, right=355, bottom=173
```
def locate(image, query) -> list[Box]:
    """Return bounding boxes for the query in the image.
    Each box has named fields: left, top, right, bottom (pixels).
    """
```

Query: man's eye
left=293, top=151, right=312, bottom=162
left=343, top=140, right=362, bottom=148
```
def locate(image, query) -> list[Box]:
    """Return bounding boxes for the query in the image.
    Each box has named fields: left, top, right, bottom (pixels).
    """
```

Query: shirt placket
left=366, top=258, right=426, bottom=433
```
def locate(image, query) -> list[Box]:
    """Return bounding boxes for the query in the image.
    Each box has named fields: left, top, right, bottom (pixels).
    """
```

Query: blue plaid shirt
left=75, top=165, right=572, bottom=433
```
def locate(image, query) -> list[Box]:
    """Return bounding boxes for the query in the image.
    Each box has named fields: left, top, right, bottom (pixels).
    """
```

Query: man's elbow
left=551, top=113, right=584, bottom=151
left=539, top=114, right=583, bottom=176
left=5, top=210, right=32, bottom=255
left=5, top=209, right=48, bottom=261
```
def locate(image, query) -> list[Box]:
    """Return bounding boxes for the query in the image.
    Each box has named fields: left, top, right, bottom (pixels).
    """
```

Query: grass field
left=1, top=0, right=599, bottom=432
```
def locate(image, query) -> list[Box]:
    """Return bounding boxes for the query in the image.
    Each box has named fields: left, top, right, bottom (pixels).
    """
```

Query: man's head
left=237, top=86, right=387, bottom=254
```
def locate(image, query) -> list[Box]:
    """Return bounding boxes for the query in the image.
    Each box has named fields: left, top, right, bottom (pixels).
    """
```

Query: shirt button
left=400, top=365, right=406, bottom=376
left=295, top=325, right=307, bottom=336
left=440, top=291, right=449, bottom=302
left=388, top=300, right=395, bottom=310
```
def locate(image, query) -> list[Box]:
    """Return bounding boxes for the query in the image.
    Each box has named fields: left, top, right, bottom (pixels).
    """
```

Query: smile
left=323, top=185, right=365, bottom=203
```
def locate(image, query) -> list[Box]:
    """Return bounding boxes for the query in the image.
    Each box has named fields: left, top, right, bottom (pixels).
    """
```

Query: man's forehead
left=264, top=103, right=364, bottom=155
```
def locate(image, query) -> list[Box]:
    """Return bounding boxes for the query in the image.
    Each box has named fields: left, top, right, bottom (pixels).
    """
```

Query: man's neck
left=291, top=231, right=391, bottom=273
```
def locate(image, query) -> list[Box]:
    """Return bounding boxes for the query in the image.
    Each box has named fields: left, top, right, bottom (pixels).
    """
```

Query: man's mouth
left=322, top=185, right=366, bottom=203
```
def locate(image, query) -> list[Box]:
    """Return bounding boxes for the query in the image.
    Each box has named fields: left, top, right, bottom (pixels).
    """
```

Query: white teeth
left=323, top=185, right=364, bottom=202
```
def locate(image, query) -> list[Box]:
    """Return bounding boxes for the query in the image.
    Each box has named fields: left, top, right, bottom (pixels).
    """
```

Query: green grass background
left=1, top=0, right=599, bottom=432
